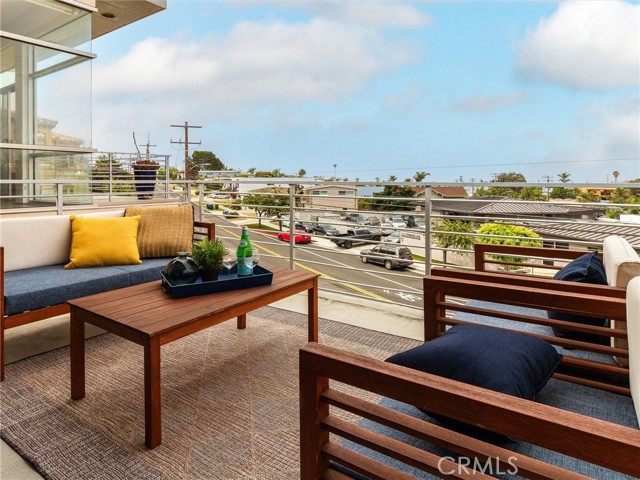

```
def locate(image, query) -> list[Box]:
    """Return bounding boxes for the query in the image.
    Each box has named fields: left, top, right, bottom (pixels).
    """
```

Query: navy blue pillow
left=548, top=252, right=609, bottom=342
left=386, top=325, right=562, bottom=444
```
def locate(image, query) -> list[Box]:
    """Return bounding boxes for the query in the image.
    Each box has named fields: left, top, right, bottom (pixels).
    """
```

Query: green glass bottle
left=237, top=226, right=253, bottom=276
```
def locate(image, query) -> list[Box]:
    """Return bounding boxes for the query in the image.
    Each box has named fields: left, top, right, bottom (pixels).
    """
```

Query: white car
left=384, top=231, right=402, bottom=243
left=389, top=218, right=407, bottom=229
left=380, top=223, right=394, bottom=235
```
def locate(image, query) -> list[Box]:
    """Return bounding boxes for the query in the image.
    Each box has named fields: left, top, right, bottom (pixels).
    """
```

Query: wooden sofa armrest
left=193, top=220, right=215, bottom=241
left=300, top=343, right=640, bottom=479
left=474, top=243, right=591, bottom=274
left=431, top=267, right=626, bottom=298
left=423, top=275, right=629, bottom=394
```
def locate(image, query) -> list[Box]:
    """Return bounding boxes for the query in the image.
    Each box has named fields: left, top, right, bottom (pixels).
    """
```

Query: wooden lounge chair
left=299, top=275, right=640, bottom=478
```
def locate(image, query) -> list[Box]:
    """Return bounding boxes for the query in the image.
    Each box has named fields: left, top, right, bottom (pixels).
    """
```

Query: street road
left=206, top=213, right=424, bottom=309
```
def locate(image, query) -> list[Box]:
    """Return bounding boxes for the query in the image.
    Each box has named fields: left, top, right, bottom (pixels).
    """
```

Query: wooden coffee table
left=68, top=265, right=318, bottom=448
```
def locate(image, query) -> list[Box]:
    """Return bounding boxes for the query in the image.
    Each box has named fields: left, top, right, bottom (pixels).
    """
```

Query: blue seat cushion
left=114, top=257, right=170, bottom=284
left=386, top=325, right=562, bottom=444
left=3, top=259, right=171, bottom=316
left=548, top=252, right=609, bottom=342
left=338, top=380, right=638, bottom=479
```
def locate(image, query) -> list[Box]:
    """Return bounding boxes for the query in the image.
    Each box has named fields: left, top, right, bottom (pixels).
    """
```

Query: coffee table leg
left=308, top=277, right=319, bottom=342
left=70, top=307, right=85, bottom=400
left=237, top=314, right=246, bottom=330
left=144, top=336, right=161, bottom=448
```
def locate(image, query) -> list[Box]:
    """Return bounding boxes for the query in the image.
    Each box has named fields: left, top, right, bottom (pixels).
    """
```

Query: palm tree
left=414, top=171, right=430, bottom=182
left=613, top=171, right=620, bottom=183
left=557, top=172, right=571, bottom=183
left=332, top=164, right=337, bottom=177
left=298, top=169, right=306, bottom=177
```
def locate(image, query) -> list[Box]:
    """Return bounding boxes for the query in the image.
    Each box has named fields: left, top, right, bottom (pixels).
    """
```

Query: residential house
left=300, top=184, right=358, bottom=212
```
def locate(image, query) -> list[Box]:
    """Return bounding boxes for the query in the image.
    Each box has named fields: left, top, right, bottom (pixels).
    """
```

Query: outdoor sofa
left=0, top=204, right=215, bottom=381
left=300, top=269, right=640, bottom=477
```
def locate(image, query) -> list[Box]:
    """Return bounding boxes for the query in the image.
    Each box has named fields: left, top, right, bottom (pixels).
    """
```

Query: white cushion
left=1, top=210, right=124, bottom=271
left=627, top=277, right=640, bottom=425
left=603, top=235, right=640, bottom=288
left=603, top=235, right=640, bottom=365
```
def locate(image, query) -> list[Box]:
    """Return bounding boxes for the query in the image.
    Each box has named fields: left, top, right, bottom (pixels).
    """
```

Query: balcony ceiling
left=92, top=0, right=166, bottom=39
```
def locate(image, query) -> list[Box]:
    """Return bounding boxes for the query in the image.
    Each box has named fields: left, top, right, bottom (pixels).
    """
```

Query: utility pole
left=542, top=174, right=553, bottom=201
left=170, top=121, right=201, bottom=179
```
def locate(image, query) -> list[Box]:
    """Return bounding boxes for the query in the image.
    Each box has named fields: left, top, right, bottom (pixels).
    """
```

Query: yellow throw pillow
left=125, top=204, right=194, bottom=258
left=65, top=216, right=142, bottom=269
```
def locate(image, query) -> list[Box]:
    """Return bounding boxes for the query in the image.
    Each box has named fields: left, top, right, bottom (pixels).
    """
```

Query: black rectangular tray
left=161, top=265, right=274, bottom=298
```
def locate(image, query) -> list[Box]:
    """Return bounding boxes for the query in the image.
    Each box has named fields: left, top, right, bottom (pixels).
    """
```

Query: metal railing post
left=424, top=186, right=432, bottom=274
left=56, top=183, right=64, bottom=215
left=289, top=184, right=296, bottom=269
left=198, top=186, right=204, bottom=222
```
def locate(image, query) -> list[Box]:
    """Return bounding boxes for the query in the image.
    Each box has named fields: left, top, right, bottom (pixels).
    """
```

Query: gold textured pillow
left=65, top=216, right=142, bottom=269
left=125, top=204, right=194, bottom=258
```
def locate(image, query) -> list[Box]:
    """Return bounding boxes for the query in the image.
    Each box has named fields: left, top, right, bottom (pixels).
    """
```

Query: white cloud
left=94, top=18, right=416, bottom=105
left=454, top=92, right=532, bottom=113
left=516, top=0, right=640, bottom=90
left=544, top=97, right=640, bottom=181
left=92, top=17, right=420, bottom=151
left=311, top=2, right=431, bottom=29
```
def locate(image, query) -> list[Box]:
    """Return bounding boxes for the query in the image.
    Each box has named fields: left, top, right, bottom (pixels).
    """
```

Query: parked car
left=277, top=230, right=312, bottom=244
left=367, top=216, right=381, bottom=226
left=360, top=245, right=414, bottom=270
left=388, top=217, right=407, bottom=229
left=331, top=228, right=381, bottom=249
left=342, top=213, right=367, bottom=223
left=355, top=218, right=373, bottom=226
left=384, top=230, right=402, bottom=243
left=295, top=221, right=316, bottom=232
left=311, top=224, right=341, bottom=236
left=379, top=223, right=394, bottom=236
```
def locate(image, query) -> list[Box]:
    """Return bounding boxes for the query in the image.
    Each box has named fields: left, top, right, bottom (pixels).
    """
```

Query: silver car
left=360, top=245, right=414, bottom=270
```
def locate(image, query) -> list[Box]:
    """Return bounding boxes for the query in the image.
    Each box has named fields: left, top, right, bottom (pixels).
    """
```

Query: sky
left=90, top=0, right=640, bottom=184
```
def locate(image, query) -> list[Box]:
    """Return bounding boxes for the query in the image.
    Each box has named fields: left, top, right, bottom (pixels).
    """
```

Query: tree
left=187, top=151, right=225, bottom=180
left=433, top=219, right=476, bottom=264
left=157, top=166, right=180, bottom=181
left=298, top=168, right=306, bottom=177
left=476, top=223, right=541, bottom=269
left=613, top=171, right=620, bottom=183
left=474, top=172, right=527, bottom=198
left=91, top=156, right=133, bottom=193
left=558, top=172, right=571, bottom=183
left=550, top=186, right=579, bottom=199
left=577, top=190, right=599, bottom=203
left=242, top=189, right=290, bottom=227
left=360, top=183, right=416, bottom=211
left=606, top=188, right=640, bottom=218
left=246, top=167, right=257, bottom=175
left=414, top=171, right=429, bottom=182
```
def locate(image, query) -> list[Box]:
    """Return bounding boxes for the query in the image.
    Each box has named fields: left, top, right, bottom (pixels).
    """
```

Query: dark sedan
left=310, top=224, right=340, bottom=236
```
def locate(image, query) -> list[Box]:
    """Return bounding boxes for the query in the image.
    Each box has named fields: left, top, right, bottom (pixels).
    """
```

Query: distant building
left=412, top=186, right=469, bottom=198
left=577, top=187, right=617, bottom=202
left=300, top=185, right=358, bottom=211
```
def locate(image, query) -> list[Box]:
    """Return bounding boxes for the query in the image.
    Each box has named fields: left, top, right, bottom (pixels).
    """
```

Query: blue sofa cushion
left=548, top=252, right=609, bottom=342
left=386, top=325, right=562, bottom=444
left=339, top=381, right=638, bottom=479
left=4, top=259, right=171, bottom=316
left=114, top=257, right=170, bottom=284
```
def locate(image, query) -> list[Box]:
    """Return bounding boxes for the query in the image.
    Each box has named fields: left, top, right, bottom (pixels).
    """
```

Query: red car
left=277, top=230, right=312, bottom=244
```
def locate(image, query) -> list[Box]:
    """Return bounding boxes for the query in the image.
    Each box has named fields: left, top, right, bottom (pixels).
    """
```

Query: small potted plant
left=192, top=238, right=227, bottom=282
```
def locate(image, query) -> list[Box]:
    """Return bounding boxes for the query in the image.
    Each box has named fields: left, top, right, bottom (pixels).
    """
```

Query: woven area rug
left=0, top=306, right=420, bottom=480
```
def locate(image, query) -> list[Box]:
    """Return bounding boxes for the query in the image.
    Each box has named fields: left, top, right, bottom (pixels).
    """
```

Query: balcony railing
left=1, top=175, right=639, bottom=315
